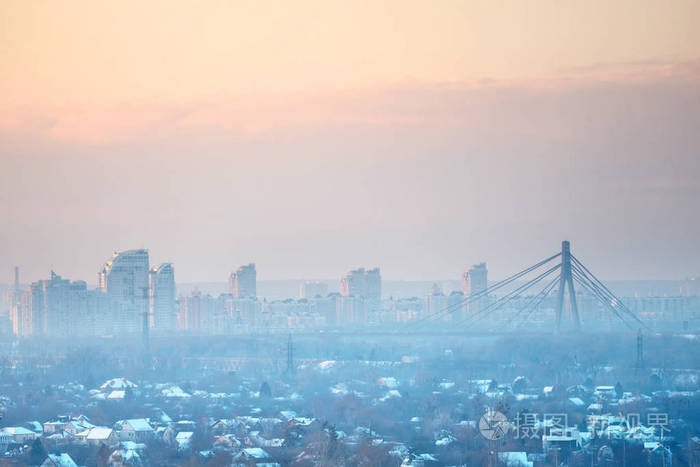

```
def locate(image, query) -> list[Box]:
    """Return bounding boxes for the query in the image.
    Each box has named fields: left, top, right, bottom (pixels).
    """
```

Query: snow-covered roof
left=87, top=427, right=113, bottom=440
left=435, top=434, right=456, bottom=446
left=161, top=385, right=191, bottom=398
left=279, top=411, right=297, bottom=420
left=100, top=377, right=137, bottom=391
left=27, top=421, right=43, bottom=433
left=378, top=377, right=399, bottom=388
left=107, top=390, right=125, bottom=400
left=497, top=451, right=533, bottom=467
left=124, top=419, right=153, bottom=432
left=317, top=360, right=336, bottom=370
left=242, top=447, right=269, bottom=459
left=2, top=426, right=35, bottom=435
left=44, top=453, right=78, bottom=467
left=439, top=381, right=455, bottom=390
left=380, top=390, right=402, bottom=402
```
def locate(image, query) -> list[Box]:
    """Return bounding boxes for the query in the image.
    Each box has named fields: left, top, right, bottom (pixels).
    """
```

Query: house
left=210, top=418, right=237, bottom=435
left=161, top=385, right=191, bottom=398
left=568, top=397, right=585, bottom=408
left=542, top=426, right=583, bottom=451
left=25, top=421, right=44, bottom=435
left=249, top=431, right=286, bottom=448
left=594, top=386, right=616, bottom=399
left=378, top=377, right=399, bottom=388
left=43, top=415, right=92, bottom=435
left=153, top=409, right=173, bottom=425
left=100, top=377, right=138, bottom=391
left=107, top=390, right=126, bottom=400
left=1, top=426, right=37, bottom=443
left=277, top=411, right=297, bottom=421
left=118, top=419, right=155, bottom=442
left=43, top=417, right=70, bottom=435
left=174, top=420, right=196, bottom=432
left=497, top=451, right=533, bottom=467
left=161, top=425, right=178, bottom=445
left=64, top=419, right=95, bottom=436
left=108, top=445, right=143, bottom=466
left=401, top=453, right=439, bottom=466
left=234, top=447, right=271, bottom=463
left=587, top=403, right=603, bottom=413
left=213, top=434, right=243, bottom=451
left=0, top=432, right=12, bottom=452
left=175, top=431, right=194, bottom=451
left=78, top=427, right=118, bottom=447
left=40, top=453, right=78, bottom=467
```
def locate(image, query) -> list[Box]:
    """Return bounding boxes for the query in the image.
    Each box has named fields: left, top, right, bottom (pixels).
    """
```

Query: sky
left=1, top=0, right=699, bottom=283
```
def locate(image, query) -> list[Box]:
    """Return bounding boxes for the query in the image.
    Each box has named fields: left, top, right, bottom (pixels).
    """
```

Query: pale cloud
left=1, top=60, right=699, bottom=282
left=2, top=59, right=698, bottom=146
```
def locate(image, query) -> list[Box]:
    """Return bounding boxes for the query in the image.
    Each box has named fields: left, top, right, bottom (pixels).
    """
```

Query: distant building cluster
left=8, top=250, right=175, bottom=337
left=176, top=266, right=384, bottom=332
left=3, top=254, right=390, bottom=336
left=3, top=256, right=700, bottom=337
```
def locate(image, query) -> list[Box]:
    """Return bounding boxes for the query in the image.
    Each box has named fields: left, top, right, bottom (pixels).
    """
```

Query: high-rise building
left=149, top=263, right=176, bottom=332
left=310, top=293, right=338, bottom=326
left=20, top=270, right=123, bottom=337
left=448, top=290, right=467, bottom=322
left=300, top=281, right=328, bottom=299
left=29, top=271, right=87, bottom=337
left=99, top=249, right=149, bottom=333
left=365, top=268, right=381, bottom=303
left=336, top=295, right=368, bottom=326
left=682, top=276, right=699, bottom=297
left=229, top=263, right=256, bottom=298
left=177, top=291, right=215, bottom=333
left=9, top=266, right=32, bottom=337
left=339, top=267, right=381, bottom=301
left=10, top=291, right=31, bottom=337
left=339, top=267, right=381, bottom=325
left=11, top=266, right=19, bottom=308
left=425, top=283, right=448, bottom=321
left=340, top=268, right=363, bottom=297
left=462, top=263, right=488, bottom=315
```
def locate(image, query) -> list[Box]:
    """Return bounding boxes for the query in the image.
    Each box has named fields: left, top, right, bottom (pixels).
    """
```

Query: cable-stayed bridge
left=406, top=240, right=647, bottom=334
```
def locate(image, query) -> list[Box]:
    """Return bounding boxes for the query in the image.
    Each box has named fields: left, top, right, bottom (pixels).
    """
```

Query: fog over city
left=1, top=1, right=700, bottom=466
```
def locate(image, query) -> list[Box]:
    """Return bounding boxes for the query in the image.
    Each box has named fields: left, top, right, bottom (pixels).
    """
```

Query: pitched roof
left=87, top=427, right=113, bottom=440
left=44, top=453, right=78, bottom=467
left=2, top=426, right=35, bottom=435
left=124, top=419, right=153, bottom=432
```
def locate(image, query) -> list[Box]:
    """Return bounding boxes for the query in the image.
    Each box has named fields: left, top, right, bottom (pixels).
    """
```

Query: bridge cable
left=513, top=274, right=562, bottom=331
left=404, top=252, right=562, bottom=327
left=570, top=255, right=647, bottom=329
left=570, top=266, right=636, bottom=331
left=445, top=262, right=562, bottom=328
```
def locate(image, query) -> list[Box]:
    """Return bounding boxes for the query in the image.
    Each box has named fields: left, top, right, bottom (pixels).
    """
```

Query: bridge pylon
left=555, top=240, right=581, bottom=333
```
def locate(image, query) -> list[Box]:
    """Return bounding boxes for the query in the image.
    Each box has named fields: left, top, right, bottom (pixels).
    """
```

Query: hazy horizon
left=2, top=1, right=699, bottom=283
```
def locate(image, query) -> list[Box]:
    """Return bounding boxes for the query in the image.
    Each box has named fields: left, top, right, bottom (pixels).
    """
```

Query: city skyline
left=0, top=3, right=699, bottom=464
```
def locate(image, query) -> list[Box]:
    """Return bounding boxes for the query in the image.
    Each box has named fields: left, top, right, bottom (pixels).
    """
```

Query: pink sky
left=1, top=1, right=699, bottom=282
